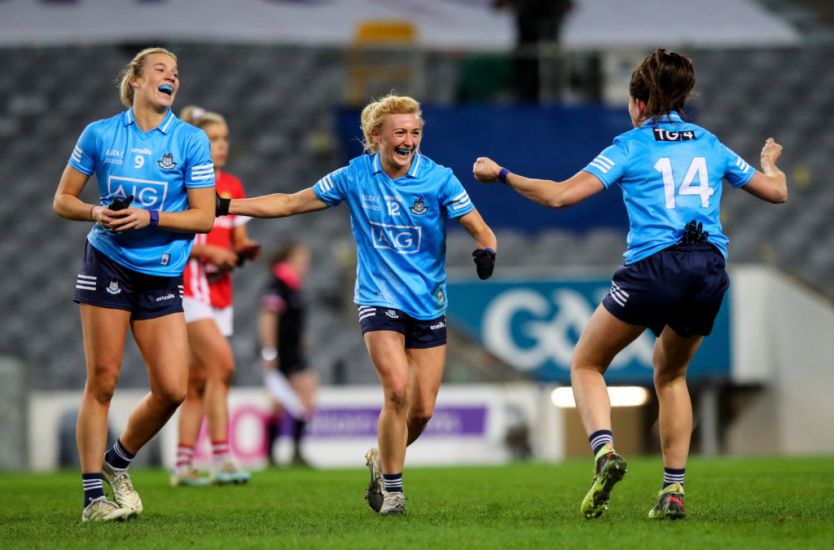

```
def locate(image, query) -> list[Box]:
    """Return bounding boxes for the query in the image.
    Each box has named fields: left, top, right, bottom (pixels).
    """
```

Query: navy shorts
left=74, top=242, right=184, bottom=320
left=357, top=306, right=447, bottom=349
left=602, top=243, right=729, bottom=337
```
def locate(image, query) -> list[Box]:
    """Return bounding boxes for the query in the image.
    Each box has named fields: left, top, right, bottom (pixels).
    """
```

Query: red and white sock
left=175, top=444, right=195, bottom=475
left=212, top=440, right=230, bottom=466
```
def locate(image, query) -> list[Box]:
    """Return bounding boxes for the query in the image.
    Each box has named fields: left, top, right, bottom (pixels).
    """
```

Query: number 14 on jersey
left=654, top=156, right=714, bottom=209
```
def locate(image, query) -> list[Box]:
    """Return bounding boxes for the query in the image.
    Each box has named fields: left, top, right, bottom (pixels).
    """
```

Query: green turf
left=2, top=456, right=833, bottom=549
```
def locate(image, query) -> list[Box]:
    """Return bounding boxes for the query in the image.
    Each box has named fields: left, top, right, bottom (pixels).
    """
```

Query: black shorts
left=74, top=241, right=184, bottom=320
left=278, top=352, right=308, bottom=377
left=357, top=306, right=447, bottom=349
left=602, top=243, right=729, bottom=337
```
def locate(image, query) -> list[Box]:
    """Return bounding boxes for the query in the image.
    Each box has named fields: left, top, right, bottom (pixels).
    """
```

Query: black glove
left=216, top=192, right=230, bottom=216
left=472, top=248, right=496, bottom=280
left=108, top=194, right=134, bottom=211
left=681, top=220, right=709, bottom=244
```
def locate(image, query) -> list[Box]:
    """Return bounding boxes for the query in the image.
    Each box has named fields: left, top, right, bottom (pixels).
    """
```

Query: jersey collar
left=641, top=110, right=684, bottom=127
left=123, top=108, right=176, bottom=134
left=370, top=152, right=422, bottom=178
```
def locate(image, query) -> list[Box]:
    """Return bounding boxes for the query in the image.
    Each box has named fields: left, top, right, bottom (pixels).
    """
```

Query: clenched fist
left=760, top=137, right=783, bottom=172
left=472, top=157, right=502, bottom=183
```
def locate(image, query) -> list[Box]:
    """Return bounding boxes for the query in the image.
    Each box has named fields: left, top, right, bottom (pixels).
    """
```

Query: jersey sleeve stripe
left=735, top=157, right=751, bottom=172
left=192, top=163, right=213, bottom=170
left=452, top=190, right=468, bottom=201
left=596, top=155, right=615, bottom=168
left=319, top=176, right=334, bottom=192
left=589, top=160, right=611, bottom=173
left=451, top=198, right=472, bottom=210
left=190, top=174, right=214, bottom=181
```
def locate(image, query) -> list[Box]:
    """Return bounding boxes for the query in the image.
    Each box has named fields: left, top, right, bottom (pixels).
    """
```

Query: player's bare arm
left=258, top=308, right=279, bottom=371
left=190, top=242, right=238, bottom=270
left=742, top=138, right=788, bottom=204
left=458, top=209, right=497, bottom=252
left=53, top=165, right=110, bottom=223
left=233, top=224, right=261, bottom=262
left=228, top=187, right=328, bottom=218
left=473, top=157, right=605, bottom=208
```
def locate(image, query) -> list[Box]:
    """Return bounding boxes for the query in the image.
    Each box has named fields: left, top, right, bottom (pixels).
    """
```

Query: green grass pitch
left=1, top=456, right=832, bottom=549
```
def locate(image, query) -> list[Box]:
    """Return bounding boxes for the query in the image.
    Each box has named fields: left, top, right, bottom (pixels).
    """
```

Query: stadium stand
left=1, top=42, right=832, bottom=390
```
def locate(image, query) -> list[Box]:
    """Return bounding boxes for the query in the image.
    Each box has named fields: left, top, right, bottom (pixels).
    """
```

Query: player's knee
left=154, top=384, right=187, bottom=408
left=383, top=386, right=409, bottom=412
left=571, top=360, right=607, bottom=376
left=653, top=366, right=686, bottom=387
left=408, top=409, right=433, bottom=428
left=219, top=361, right=235, bottom=383
left=86, top=379, right=119, bottom=404
left=86, top=367, right=120, bottom=403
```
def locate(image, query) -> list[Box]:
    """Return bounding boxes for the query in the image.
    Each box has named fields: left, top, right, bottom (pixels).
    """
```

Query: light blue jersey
left=582, top=112, right=754, bottom=265
left=313, top=153, right=475, bottom=320
left=69, top=108, right=215, bottom=276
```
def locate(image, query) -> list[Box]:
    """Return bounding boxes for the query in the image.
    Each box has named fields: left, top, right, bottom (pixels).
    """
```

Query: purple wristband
left=148, top=210, right=159, bottom=227
left=498, top=167, right=510, bottom=184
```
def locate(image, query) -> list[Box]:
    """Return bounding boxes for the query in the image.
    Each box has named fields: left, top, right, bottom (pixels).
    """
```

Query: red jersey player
left=174, top=107, right=260, bottom=486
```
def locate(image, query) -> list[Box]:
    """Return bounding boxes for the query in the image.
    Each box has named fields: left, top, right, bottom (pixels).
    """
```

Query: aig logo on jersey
left=108, top=176, right=168, bottom=209
left=370, top=221, right=422, bottom=254
left=157, top=153, right=177, bottom=170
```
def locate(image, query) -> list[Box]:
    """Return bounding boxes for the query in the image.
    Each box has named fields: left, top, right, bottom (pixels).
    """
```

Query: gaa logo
left=370, top=222, right=421, bottom=254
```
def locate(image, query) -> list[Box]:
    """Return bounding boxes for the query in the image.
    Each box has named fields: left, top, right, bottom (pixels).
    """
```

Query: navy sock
left=292, top=418, right=306, bottom=454
left=266, top=414, right=282, bottom=461
left=104, top=439, right=135, bottom=470
left=588, top=429, right=614, bottom=456
left=663, top=467, right=685, bottom=488
left=382, top=473, right=403, bottom=494
left=82, top=473, right=105, bottom=507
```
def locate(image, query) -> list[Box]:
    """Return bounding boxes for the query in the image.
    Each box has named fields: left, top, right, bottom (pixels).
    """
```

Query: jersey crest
left=410, top=197, right=428, bottom=215
left=158, top=153, right=177, bottom=170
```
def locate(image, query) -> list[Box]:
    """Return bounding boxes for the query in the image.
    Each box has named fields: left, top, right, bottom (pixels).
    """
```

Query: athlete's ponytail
left=629, top=48, right=695, bottom=123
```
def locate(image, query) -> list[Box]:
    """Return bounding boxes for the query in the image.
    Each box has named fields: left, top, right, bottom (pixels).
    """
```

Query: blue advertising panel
left=446, top=277, right=731, bottom=384
left=336, top=104, right=632, bottom=234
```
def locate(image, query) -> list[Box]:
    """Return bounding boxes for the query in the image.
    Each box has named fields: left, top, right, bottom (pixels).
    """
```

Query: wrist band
left=498, top=167, right=510, bottom=184
left=148, top=210, right=159, bottom=227
left=89, top=205, right=97, bottom=222
left=260, top=347, right=278, bottom=361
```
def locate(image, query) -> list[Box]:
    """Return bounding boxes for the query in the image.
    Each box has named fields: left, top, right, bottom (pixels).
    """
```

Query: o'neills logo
left=155, top=293, right=176, bottom=302
left=430, top=321, right=446, bottom=330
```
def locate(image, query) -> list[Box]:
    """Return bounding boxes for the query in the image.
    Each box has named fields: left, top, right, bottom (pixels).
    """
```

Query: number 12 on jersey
left=654, top=156, right=714, bottom=209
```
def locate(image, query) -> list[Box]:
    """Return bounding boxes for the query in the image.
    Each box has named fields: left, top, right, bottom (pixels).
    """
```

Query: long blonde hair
left=117, top=47, right=177, bottom=108
left=360, top=94, right=423, bottom=154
